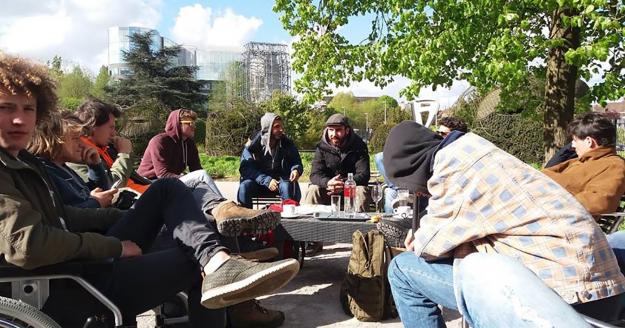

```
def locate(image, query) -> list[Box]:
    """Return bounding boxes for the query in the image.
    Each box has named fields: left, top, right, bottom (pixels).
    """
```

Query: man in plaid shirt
left=383, top=121, right=625, bottom=327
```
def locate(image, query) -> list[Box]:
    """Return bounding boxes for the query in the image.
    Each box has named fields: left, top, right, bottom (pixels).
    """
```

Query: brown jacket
left=0, top=149, right=123, bottom=269
left=542, top=147, right=625, bottom=216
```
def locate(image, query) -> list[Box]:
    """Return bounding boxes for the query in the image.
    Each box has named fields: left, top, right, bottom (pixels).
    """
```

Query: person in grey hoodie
left=238, top=113, right=303, bottom=208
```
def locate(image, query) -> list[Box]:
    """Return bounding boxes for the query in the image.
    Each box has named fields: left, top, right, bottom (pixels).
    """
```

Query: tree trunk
left=543, top=8, right=581, bottom=164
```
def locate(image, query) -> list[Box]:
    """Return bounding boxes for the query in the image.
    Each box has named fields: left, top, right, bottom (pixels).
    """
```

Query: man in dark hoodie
left=137, top=109, right=281, bottom=237
left=238, top=113, right=303, bottom=208
left=304, top=113, right=370, bottom=211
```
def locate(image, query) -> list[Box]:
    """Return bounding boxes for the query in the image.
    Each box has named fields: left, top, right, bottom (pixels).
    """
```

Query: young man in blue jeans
left=383, top=121, right=625, bottom=327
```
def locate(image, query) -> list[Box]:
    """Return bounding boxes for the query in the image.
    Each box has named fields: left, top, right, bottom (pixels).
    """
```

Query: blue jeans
left=237, top=178, right=301, bottom=208
left=374, top=152, right=397, bottom=213
left=388, top=252, right=591, bottom=328
left=608, top=231, right=625, bottom=275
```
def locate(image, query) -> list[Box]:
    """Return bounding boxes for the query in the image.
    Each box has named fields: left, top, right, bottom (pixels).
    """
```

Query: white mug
left=282, top=204, right=296, bottom=216
left=393, top=205, right=412, bottom=218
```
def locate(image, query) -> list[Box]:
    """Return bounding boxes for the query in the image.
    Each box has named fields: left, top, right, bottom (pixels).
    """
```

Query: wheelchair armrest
left=0, top=258, right=115, bottom=278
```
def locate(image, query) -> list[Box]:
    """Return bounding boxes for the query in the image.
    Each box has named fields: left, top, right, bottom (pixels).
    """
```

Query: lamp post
left=365, top=112, right=369, bottom=143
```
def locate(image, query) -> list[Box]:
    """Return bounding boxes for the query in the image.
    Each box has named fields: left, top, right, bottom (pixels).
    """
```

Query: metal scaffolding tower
left=242, top=42, right=291, bottom=103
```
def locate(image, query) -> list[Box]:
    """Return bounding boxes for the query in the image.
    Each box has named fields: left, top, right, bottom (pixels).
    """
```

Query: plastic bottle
left=343, top=173, right=357, bottom=216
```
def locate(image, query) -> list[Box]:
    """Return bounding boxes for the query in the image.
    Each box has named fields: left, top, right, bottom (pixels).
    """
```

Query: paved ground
left=215, top=181, right=463, bottom=328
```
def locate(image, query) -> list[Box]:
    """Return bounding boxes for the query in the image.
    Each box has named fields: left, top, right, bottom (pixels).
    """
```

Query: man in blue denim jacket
left=238, top=113, right=303, bottom=208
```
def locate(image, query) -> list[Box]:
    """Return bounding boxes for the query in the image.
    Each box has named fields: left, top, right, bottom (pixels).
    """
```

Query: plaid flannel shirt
left=413, top=133, right=625, bottom=304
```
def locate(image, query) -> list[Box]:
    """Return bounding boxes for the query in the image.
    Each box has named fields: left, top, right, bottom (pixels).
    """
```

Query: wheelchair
left=0, top=260, right=195, bottom=328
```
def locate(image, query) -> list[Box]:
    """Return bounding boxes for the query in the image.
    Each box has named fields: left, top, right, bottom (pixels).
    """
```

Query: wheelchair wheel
left=0, top=296, right=61, bottom=328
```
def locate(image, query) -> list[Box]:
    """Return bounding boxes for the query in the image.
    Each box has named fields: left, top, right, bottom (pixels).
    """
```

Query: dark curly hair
left=0, top=52, right=58, bottom=123
left=75, top=98, right=122, bottom=129
left=438, top=116, right=468, bottom=133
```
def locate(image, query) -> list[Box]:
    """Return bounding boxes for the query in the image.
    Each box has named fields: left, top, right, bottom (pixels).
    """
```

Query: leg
left=237, top=179, right=262, bottom=209
left=107, top=178, right=227, bottom=267
left=84, top=247, right=225, bottom=327
left=303, top=184, right=331, bottom=205
left=387, top=252, right=456, bottom=328
left=383, top=187, right=398, bottom=213
left=180, top=169, right=224, bottom=198
left=278, top=179, right=301, bottom=202
left=457, top=253, right=591, bottom=328
left=608, top=231, right=625, bottom=275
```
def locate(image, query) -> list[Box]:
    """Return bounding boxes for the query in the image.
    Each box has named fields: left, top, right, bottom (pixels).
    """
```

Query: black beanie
left=383, top=121, right=443, bottom=193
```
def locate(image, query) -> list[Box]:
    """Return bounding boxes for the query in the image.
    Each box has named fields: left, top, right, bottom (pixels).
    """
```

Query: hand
left=82, top=147, right=101, bottom=165
left=120, top=240, right=142, bottom=258
left=112, top=136, right=132, bottom=154
left=268, top=179, right=279, bottom=192
left=289, top=170, right=301, bottom=182
left=326, top=175, right=344, bottom=194
left=90, top=187, right=118, bottom=208
left=404, top=229, right=415, bottom=251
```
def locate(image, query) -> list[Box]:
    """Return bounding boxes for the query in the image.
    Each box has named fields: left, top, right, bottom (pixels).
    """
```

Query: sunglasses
left=180, top=120, right=196, bottom=126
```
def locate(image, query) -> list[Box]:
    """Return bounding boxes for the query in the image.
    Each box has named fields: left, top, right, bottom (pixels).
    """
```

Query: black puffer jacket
left=310, top=130, right=370, bottom=187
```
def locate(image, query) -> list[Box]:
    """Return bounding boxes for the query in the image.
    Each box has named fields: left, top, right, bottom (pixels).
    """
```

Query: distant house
left=593, top=100, right=625, bottom=117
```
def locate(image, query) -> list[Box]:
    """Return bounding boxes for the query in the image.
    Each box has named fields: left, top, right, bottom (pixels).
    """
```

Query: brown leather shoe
left=212, top=201, right=280, bottom=237
left=227, top=299, right=285, bottom=328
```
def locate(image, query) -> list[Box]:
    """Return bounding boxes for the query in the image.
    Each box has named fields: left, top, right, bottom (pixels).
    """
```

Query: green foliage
left=205, top=97, right=264, bottom=156
left=472, top=113, right=544, bottom=164
left=59, top=97, right=84, bottom=111
left=299, top=107, right=337, bottom=150
left=194, top=119, right=206, bottom=145
left=274, top=0, right=625, bottom=156
left=106, top=31, right=206, bottom=111
left=369, top=123, right=395, bottom=154
left=57, top=66, right=93, bottom=103
left=259, top=91, right=311, bottom=146
left=199, top=155, right=240, bottom=179
left=92, top=66, right=110, bottom=99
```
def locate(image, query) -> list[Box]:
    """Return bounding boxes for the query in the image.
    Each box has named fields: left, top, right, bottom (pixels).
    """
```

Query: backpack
left=340, top=229, right=398, bottom=321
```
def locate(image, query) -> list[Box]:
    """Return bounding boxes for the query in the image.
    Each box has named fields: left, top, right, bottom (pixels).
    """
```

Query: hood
left=383, top=121, right=443, bottom=193
left=260, top=112, right=280, bottom=156
left=165, top=109, right=183, bottom=141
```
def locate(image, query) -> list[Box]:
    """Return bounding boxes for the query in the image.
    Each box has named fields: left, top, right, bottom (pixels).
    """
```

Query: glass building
left=107, top=26, right=161, bottom=78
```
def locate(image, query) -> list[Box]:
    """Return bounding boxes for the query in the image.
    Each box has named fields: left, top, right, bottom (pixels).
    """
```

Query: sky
left=0, top=0, right=467, bottom=106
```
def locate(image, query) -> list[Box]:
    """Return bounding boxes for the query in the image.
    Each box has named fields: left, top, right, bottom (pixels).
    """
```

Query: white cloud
left=171, top=4, right=262, bottom=50
left=0, top=0, right=163, bottom=73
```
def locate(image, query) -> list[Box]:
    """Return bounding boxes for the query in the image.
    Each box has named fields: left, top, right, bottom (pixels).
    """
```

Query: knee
left=238, top=179, right=256, bottom=190
left=152, top=177, right=186, bottom=191
left=458, top=253, right=521, bottom=287
left=388, top=251, right=412, bottom=283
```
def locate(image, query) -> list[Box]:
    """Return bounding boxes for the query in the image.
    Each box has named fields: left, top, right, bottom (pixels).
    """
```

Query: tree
left=274, top=0, right=625, bottom=159
left=92, top=66, right=110, bottom=99
left=57, top=66, right=93, bottom=110
left=259, top=91, right=311, bottom=145
left=107, top=31, right=206, bottom=111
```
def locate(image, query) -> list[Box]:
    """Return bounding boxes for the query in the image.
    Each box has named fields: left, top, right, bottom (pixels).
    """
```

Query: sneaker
left=201, top=257, right=299, bottom=309
left=227, top=299, right=285, bottom=328
left=237, top=247, right=279, bottom=262
left=376, top=217, right=411, bottom=247
left=212, top=201, right=281, bottom=237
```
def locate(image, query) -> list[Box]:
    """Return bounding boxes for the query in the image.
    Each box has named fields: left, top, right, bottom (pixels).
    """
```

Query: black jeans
left=76, top=178, right=227, bottom=327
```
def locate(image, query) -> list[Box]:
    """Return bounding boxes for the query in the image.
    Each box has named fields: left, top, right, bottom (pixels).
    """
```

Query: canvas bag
left=340, top=229, right=397, bottom=321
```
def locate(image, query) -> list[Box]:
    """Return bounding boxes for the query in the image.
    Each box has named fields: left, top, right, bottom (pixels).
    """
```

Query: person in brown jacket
left=542, top=112, right=625, bottom=216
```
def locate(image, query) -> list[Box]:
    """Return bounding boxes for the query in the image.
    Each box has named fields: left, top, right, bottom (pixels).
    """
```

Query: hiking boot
left=212, top=201, right=281, bottom=237
left=227, top=299, right=285, bottom=328
left=201, top=257, right=299, bottom=309
left=237, top=247, right=279, bottom=262
left=376, top=217, right=411, bottom=248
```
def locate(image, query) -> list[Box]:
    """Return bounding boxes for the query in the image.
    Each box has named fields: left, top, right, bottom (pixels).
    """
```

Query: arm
left=0, top=172, right=122, bottom=269
left=288, top=144, right=303, bottom=175
left=574, top=164, right=625, bottom=215
left=309, top=148, right=333, bottom=187
left=148, top=140, right=181, bottom=179
left=186, top=141, right=202, bottom=172
left=109, top=152, right=134, bottom=183
left=239, top=147, right=272, bottom=186
left=63, top=206, right=124, bottom=232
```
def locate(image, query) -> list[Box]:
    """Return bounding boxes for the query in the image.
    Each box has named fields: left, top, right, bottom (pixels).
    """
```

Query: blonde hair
left=0, top=52, right=58, bottom=123
left=28, top=111, right=86, bottom=159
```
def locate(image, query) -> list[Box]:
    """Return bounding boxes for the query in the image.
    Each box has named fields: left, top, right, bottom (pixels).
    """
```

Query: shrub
left=369, top=123, right=395, bottom=154
left=471, top=113, right=544, bottom=164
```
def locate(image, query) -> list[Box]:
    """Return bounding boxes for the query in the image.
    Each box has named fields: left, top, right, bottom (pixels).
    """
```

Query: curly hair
left=75, top=98, right=122, bottom=129
left=438, top=116, right=468, bottom=133
left=0, top=52, right=58, bottom=123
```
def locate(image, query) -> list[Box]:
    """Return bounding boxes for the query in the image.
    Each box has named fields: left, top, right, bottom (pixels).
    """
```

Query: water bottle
left=343, top=173, right=357, bottom=216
